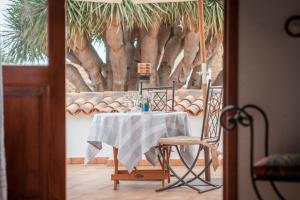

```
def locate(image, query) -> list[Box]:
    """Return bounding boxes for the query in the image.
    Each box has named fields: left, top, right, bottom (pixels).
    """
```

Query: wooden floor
left=67, top=164, right=223, bottom=200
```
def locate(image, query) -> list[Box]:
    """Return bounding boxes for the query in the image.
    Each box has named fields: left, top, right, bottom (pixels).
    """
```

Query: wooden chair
left=156, top=81, right=224, bottom=193
left=221, top=104, right=300, bottom=200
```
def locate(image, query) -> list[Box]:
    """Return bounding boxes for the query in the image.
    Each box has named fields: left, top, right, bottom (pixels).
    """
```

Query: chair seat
left=159, top=136, right=203, bottom=145
left=253, top=153, right=300, bottom=181
left=159, top=136, right=222, bottom=171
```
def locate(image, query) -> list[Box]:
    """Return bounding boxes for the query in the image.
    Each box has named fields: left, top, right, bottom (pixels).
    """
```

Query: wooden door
left=3, top=0, right=66, bottom=199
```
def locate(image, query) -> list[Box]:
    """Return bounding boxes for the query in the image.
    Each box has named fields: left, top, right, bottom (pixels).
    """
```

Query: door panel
left=4, top=86, right=48, bottom=199
left=3, top=67, right=49, bottom=85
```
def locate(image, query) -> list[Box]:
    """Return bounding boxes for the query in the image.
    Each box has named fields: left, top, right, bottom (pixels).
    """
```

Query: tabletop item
left=143, top=99, right=150, bottom=112
left=85, top=112, right=194, bottom=172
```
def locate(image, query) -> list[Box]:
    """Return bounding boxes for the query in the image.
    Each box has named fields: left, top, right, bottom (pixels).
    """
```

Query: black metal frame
left=220, top=104, right=287, bottom=200
left=140, top=81, right=176, bottom=111
left=156, top=81, right=224, bottom=193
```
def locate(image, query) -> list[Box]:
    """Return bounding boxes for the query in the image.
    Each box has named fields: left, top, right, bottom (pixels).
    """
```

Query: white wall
left=239, top=0, right=300, bottom=199
left=67, top=113, right=205, bottom=159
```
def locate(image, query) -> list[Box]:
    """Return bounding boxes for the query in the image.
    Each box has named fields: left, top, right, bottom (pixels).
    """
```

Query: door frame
left=48, top=0, right=66, bottom=198
left=3, top=0, right=238, bottom=198
left=49, top=0, right=240, bottom=198
left=3, top=0, right=66, bottom=199
left=223, top=0, right=238, bottom=199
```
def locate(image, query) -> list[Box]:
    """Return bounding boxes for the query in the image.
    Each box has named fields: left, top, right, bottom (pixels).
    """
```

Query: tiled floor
left=67, top=164, right=223, bottom=200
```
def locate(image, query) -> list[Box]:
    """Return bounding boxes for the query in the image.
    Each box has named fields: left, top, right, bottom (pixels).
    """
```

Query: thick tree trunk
left=186, top=36, right=223, bottom=89
left=140, top=20, right=160, bottom=86
left=124, top=29, right=138, bottom=90
left=67, top=50, right=81, bottom=65
left=66, top=64, right=92, bottom=92
left=185, top=51, right=202, bottom=89
left=156, top=25, right=171, bottom=71
left=212, top=70, right=223, bottom=86
left=100, top=38, right=113, bottom=91
left=69, top=33, right=106, bottom=91
left=169, top=25, right=199, bottom=88
left=67, top=49, right=92, bottom=82
left=159, top=24, right=185, bottom=86
left=191, top=40, right=221, bottom=68
left=168, top=16, right=200, bottom=88
left=106, top=19, right=128, bottom=91
left=209, top=44, right=223, bottom=84
left=187, top=65, right=202, bottom=89
left=101, top=63, right=113, bottom=91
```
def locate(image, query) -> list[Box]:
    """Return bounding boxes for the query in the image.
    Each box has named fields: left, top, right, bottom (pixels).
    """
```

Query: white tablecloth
left=85, top=112, right=195, bottom=172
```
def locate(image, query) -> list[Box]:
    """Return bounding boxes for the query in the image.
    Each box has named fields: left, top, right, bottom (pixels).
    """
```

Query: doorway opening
left=0, top=0, right=238, bottom=199
left=64, top=1, right=224, bottom=199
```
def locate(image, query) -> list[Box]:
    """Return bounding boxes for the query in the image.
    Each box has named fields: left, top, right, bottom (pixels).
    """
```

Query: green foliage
left=204, top=0, right=224, bottom=40
left=1, top=0, right=224, bottom=64
left=2, top=0, right=48, bottom=63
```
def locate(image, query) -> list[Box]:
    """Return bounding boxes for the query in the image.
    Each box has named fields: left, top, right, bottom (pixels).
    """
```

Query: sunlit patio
left=67, top=165, right=223, bottom=200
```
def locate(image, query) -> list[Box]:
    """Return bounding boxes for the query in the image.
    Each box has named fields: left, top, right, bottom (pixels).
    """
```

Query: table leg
left=111, top=146, right=169, bottom=188
left=113, top=147, right=119, bottom=190
left=204, top=147, right=211, bottom=181
left=167, top=146, right=171, bottom=183
left=161, top=146, right=167, bottom=187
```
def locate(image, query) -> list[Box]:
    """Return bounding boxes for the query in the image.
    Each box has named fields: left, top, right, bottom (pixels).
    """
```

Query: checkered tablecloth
left=85, top=112, right=195, bottom=172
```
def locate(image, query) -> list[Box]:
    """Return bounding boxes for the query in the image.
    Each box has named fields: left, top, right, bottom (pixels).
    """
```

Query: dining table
left=85, top=111, right=195, bottom=189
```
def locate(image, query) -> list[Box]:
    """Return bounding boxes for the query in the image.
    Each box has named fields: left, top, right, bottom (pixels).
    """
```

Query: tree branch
left=68, top=32, right=106, bottom=91
left=66, top=64, right=92, bottom=92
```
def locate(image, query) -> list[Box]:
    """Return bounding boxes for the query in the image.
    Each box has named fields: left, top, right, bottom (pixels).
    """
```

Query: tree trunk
left=69, top=33, right=106, bottom=91
left=66, top=64, right=92, bottom=92
left=101, top=63, right=113, bottom=91
left=100, top=38, right=113, bottom=91
left=67, top=50, right=81, bottom=65
left=212, top=70, right=223, bottom=86
left=209, top=44, right=223, bottom=84
left=169, top=16, right=200, bottom=88
left=186, top=36, right=223, bottom=89
left=140, top=20, right=160, bottom=86
left=159, top=24, right=185, bottom=86
left=169, top=29, right=199, bottom=87
left=67, top=49, right=92, bottom=82
left=124, top=29, right=138, bottom=90
left=156, top=25, right=171, bottom=71
left=106, top=19, right=128, bottom=91
left=187, top=65, right=202, bottom=89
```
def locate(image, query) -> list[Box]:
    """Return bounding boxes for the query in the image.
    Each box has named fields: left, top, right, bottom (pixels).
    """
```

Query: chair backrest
left=220, top=104, right=270, bottom=167
left=200, top=81, right=224, bottom=143
left=140, top=81, right=176, bottom=111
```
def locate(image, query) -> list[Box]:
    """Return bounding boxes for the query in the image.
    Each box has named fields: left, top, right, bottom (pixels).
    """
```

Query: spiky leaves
left=2, top=0, right=224, bottom=64
left=1, top=0, right=224, bottom=91
left=2, top=0, right=48, bottom=64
